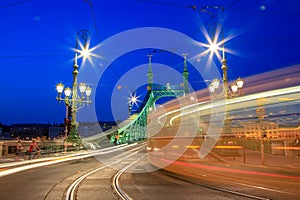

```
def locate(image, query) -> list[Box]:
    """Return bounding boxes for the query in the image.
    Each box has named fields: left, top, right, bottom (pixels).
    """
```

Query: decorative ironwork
left=110, top=85, right=184, bottom=144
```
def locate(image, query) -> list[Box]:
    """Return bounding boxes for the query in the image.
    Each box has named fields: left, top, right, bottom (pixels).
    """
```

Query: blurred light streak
left=214, top=145, right=243, bottom=149
left=185, top=145, right=200, bottom=149
left=273, top=147, right=300, bottom=150
left=0, top=144, right=132, bottom=177
left=155, top=65, right=300, bottom=115
left=154, top=65, right=300, bottom=128
left=161, top=158, right=300, bottom=181
left=169, top=85, right=300, bottom=125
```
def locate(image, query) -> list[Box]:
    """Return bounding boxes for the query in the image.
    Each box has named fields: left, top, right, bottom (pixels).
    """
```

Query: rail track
left=64, top=143, right=145, bottom=200
left=63, top=144, right=274, bottom=200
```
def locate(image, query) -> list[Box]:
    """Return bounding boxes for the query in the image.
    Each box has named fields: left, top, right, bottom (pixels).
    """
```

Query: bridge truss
left=110, top=86, right=185, bottom=145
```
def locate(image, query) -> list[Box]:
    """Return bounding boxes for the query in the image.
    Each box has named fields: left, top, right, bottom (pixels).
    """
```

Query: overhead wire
left=0, top=54, right=72, bottom=58
left=0, top=0, right=31, bottom=9
left=83, top=0, right=101, bottom=43
left=82, top=0, right=122, bottom=80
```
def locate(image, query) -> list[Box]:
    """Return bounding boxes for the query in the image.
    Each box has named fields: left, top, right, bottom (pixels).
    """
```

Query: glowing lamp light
left=230, top=84, right=238, bottom=93
left=81, top=48, right=91, bottom=58
left=166, top=82, right=171, bottom=90
left=56, top=83, right=64, bottom=94
left=79, top=82, right=87, bottom=93
left=64, top=87, right=72, bottom=97
left=236, top=77, right=244, bottom=88
left=55, top=30, right=93, bottom=144
left=212, top=79, right=220, bottom=89
left=131, top=96, right=137, bottom=103
left=85, top=86, right=92, bottom=97
left=209, top=42, right=219, bottom=53
left=209, top=84, right=215, bottom=93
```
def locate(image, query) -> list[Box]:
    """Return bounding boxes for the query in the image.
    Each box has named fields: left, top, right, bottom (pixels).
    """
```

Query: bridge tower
left=109, top=54, right=186, bottom=145
left=147, top=54, right=153, bottom=91
left=182, top=53, right=189, bottom=94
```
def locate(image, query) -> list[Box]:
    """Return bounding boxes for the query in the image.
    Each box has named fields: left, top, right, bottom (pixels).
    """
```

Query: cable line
left=83, top=0, right=101, bottom=43
left=0, top=54, right=71, bottom=58
left=0, top=0, right=31, bottom=9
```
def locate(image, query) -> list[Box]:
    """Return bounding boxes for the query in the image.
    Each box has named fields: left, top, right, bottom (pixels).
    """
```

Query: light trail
left=168, top=85, right=300, bottom=125
left=0, top=143, right=137, bottom=178
left=161, top=158, right=300, bottom=181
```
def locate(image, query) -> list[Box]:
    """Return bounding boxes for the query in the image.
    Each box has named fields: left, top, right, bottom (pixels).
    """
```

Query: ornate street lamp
left=128, top=93, right=138, bottom=116
left=117, top=85, right=140, bottom=117
left=209, top=75, right=244, bottom=97
left=56, top=29, right=92, bottom=146
left=208, top=42, right=244, bottom=98
left=207, top=39, right=244, bottom=135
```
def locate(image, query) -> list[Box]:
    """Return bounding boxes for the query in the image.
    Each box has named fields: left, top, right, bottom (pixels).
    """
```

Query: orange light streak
left=214, top=145, right=244, bottom=149
left=161, top=158, right=300, bottom=181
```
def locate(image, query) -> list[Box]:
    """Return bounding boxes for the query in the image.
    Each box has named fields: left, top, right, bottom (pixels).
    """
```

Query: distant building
left=0, top=124, right=10, bottom=139
left=49, top=127, right=65, bottom=139
left=4, top=121, right=117, bottom=140
left=78, top=121, right=116, bottom=138
left=277, top=126, right=300, bottom=139
left=231, top=120, right=300, bottom=139
left=10, top=124, right=51, bottom=139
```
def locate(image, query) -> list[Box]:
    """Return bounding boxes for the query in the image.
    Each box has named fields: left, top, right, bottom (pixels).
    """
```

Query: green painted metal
left=182, top=54, right=189, bottom=94
left=110, top=85, right=184, bottom=145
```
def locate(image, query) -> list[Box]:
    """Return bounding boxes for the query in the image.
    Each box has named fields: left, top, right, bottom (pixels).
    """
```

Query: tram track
left=63, top=144, right=276, bottom=200
left=4, top=141, right=293, bottom=200
left=163, top=170, right=271, bottom=200
left=64, top=143, right=146, bottom=200
left=112, top=155, right=146, bottom=200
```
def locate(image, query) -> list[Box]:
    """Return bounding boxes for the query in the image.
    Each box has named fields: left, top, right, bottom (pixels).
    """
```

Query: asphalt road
left=1, top=153, right=299, bottom=200
left=0, top=156, right=250, bottom=200
left=0, top=157, right=102, bottom=200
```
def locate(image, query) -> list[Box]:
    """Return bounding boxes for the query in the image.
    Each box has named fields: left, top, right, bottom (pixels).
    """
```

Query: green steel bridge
left=109, top=85, right=185, bottom=145
left=109, top=54, right=189, bottom=145
left=82, top=54, right=189, bottom=146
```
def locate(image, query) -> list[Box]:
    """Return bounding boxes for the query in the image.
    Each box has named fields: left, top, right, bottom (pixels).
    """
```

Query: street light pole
left=221, top=46, right=229, bottom=99
left=64, top=103, right=69, bottom=138
left=208, top=37, right=244, bottom=135
left=69, top=52, right=80, bottom=143
left=56, top=29, right=92, bottom=146
left=220, top=45, right=232, bottom=135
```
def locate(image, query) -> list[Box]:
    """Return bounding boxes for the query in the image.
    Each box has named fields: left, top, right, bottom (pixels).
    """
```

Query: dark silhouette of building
left=10, top=123, right=52, bottom=139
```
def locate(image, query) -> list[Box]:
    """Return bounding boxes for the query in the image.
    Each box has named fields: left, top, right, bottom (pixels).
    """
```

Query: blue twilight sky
left=0, top=0, right=300, bottom=125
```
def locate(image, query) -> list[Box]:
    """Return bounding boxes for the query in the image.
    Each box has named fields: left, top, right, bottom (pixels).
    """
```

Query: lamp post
left=117, top=85, right=139, bottom=117
left=208, top=42, right=244, bottom=135
left=208, top=47, right=244, bottom=98
left=128, top=95, right=138, bottom=116
left=56, top=30, right=92, bottom=146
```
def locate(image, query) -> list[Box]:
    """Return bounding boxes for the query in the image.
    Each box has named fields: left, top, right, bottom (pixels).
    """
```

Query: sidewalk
left=0, top=155, right=16, bottom=163
left=214, top=149, right=300, bottom=172
left=0, top=150, right=86, bottom=165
